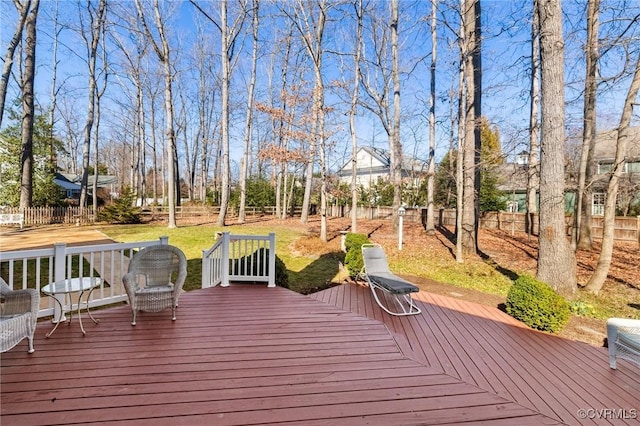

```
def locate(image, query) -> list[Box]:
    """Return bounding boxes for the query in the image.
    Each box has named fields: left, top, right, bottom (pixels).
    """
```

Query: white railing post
left=268, top=233, right=276, bottom=287
left=53, top=243, right=67, bottom=322
left=221, top=232, right=230, bottom=287
left=202, top=249, right=210, bottom=288
left=159, top=236, right=169, bottom=245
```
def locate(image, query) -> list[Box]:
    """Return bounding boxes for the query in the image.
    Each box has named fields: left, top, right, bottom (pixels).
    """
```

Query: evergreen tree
left=479, top=118, right=506, bottom=212
left=434, top=117, right=506, bottom=212
left=0, top=110, right=65, bottom=207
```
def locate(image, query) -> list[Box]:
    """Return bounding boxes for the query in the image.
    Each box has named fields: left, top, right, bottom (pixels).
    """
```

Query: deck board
left=3, top=282, right=638, bottom=425
left=311, top=283, right=640, bottom=425
left=1, top=285, right=564, bottom=425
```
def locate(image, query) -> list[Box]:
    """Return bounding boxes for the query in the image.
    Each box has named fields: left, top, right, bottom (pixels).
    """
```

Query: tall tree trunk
left=527, top=0, right=540, bottom=238
left=456, top=44, right=466, bottom=263
left=49, top=0, right=60, bottom=177
left=349, top=0, right=363, bottom=233
left=585, top=55, right=640, bottom=294
left=390, top=0, right=402, bottom=231
left=0, top=0, right=31, bottom=128
left=239, top=0, right=259, bottom=224
left=93, top=34, right=108, bottom=215
left=136, top=0, right=178, bottom=227
left=536, top=0, right=577, bottom=295
left=137, top=74, right=147, bottom=207
left=80, top=0, right=106, bottom=209
left=461, top=0, right=480, bottom=255
left=425, top=0, right=438, bottom=235
left=575, top=0, right=600, bottom=250
left=291, top=0, right=326, bottom=228
left=217, top=0, right=231, bottom=226
left=19, top=0, right=40, bottom=210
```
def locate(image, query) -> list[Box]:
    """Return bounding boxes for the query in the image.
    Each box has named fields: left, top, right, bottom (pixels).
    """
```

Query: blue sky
left=1, top=0, right=639, bottom=177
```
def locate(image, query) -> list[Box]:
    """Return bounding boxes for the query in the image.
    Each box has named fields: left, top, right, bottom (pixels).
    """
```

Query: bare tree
left=574, top=0, right=600, bottom=250
left=19, top=0, right=40, bottom=210
left=460, top=0, right=481, bottom=255
left=190, top=0, right=248, bottom=226
left=48, top=0, right=62, bottom=178
left=536, top=0, right=577, bottom=295
left=527, top=0, right=540, bottom=238
left=455, top=29, right=466, bottom=263
left=349, top=0, right=363, bottom=233
left=217, top=0, right=233, bottom=226
left=585, top=54, right=640, bottom=294
left=79, top=0, right=107, bottom=209
left=0, top=0, right=31, bottom=128
left=390, top=0, right=402, bottom=229
left=359, top=0, right=403, bottom=230
left=424, top=0, right=438, bottom=235
left=92, top=31, right=108, bottom=214
left=238, top=0, right=259, bottom=224
left=135, top=0, right=179, bottom=228
left=287, top=0, right=329, bottom=238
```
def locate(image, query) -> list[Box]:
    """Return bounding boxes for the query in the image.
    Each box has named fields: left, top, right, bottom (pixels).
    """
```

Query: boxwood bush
left=505, top=274, right=570, bottom=333
left=344, top=233, right=371, bottom=278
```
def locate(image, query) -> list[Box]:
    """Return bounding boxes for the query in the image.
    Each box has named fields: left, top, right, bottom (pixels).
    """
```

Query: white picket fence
left=0, top=237, right=168, bottom=319
left=202, top=232, right=276, bottom=288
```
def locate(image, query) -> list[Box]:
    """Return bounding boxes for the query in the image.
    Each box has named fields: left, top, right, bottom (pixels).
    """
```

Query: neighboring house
left=336, top=146, right=426, bottom=189
left=590, top=128, right=640, bottom=215
left=54, top=172, right=118, bottom=203
left=497, top=127, right=640, bottom=215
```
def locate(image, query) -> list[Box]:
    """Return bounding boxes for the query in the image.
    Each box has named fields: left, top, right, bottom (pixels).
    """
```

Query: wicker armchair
left=1, top=278, right=39, bottom=353
left=607, top=318, right=640, bottom=369
left=122, top=245, right=187, bottom=326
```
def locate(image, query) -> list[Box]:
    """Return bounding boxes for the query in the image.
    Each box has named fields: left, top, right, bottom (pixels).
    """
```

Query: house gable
left=337, top=146, right=426, bottom=189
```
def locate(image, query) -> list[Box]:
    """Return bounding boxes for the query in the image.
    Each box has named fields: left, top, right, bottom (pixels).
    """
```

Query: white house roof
left=337, top=146, right=426, bottom=177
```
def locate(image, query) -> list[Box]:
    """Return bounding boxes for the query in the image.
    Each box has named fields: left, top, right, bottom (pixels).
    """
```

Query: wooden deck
left=1, top=284, right=638, bottom=425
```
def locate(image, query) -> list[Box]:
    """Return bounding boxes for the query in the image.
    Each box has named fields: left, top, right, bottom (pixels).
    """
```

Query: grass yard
left=101, top=221, right=340, bottom=294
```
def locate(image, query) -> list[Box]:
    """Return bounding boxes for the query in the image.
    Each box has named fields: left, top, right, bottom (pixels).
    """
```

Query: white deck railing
left=202, top=232, right=276, bottom=288
left=0, top=237, right=168, bottom=319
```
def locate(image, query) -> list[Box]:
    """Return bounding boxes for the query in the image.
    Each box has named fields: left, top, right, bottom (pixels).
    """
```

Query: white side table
left=41, top=277, right=101, bottom=337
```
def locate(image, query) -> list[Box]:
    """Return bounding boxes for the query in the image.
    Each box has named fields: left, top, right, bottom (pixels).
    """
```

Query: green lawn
left=101, top=223, right=337, bottom=293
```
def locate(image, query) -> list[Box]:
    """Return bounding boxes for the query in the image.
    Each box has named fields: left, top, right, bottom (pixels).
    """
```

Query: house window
left=597, top=162, right=613, bottom=174
left=592, top=193, right=605, bottom=216
left=598, top=161, right=630, bottom=174
left=627, top=161, right=640, bottom=173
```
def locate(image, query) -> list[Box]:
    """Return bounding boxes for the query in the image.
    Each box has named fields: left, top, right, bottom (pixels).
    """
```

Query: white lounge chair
left=607, top=318, right=640, bottom=369
left=361, top=244, right=421, bottom=316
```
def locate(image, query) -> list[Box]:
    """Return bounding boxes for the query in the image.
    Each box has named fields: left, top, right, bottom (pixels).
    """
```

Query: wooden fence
left=328, top=205, right=640, bottom=244
left=3, top=204, right=638, bottom=244
left=433, top=209, right=640, bottom=244
left=0, top=207, right=95, bottom=226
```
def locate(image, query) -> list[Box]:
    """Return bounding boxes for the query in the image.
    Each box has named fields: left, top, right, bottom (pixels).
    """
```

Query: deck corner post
left=268, top=233, right=276, bottom=288
left=52, top=243, right=67, bottom=321
left=201, top=249, right=210, bottom=288
left=221, top=232, right=230, bottom=287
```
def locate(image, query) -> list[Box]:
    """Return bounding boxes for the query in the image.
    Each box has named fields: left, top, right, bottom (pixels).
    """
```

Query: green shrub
left=505, top=274, right=570, bottom=333
left=343, top=233, right=371, bottom=278
left=98, top=186, right=142, bottom=224
left=230, top=248, right=289, bottom=288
